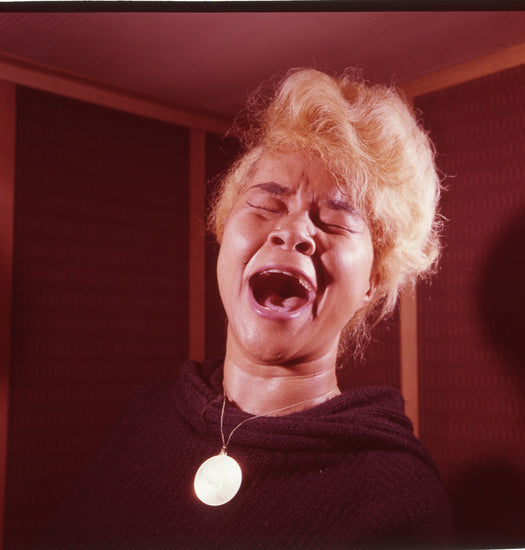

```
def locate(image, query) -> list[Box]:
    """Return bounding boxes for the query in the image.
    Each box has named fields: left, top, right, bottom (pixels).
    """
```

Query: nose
left=268, top=214, right=316, bottom=256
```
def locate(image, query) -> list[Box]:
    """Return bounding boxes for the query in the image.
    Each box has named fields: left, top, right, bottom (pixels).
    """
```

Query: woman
left=40, top=68, right=450, bottom=549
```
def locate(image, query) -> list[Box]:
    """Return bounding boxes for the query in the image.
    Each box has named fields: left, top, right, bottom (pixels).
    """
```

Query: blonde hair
left=209, top=68, right=442, bottom=357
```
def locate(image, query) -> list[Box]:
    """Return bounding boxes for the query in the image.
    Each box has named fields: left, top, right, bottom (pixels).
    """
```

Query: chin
left=246, top=336, right=292, bottom=364
left=237, top=325, right=304, bottom=365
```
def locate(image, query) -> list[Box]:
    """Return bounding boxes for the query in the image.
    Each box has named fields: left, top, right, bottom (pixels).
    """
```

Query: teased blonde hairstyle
left=209, top=68, right=442, bottom=357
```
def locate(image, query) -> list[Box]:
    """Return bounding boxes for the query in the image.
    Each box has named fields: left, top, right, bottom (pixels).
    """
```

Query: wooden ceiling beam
left=0, top=50, right=231, bottom=135
left=399, top=42, right=525, bottom=99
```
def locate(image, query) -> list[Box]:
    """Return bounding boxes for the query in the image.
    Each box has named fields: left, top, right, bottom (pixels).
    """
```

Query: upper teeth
left=260, top=269, right=313, bottom=292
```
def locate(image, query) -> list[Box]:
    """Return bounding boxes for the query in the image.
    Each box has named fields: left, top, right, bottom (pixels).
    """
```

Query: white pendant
left=194, top=453, right=242, bottom=506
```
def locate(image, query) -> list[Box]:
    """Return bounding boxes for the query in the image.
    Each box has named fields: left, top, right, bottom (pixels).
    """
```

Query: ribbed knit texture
left=38, top=359, right=451, bottom=549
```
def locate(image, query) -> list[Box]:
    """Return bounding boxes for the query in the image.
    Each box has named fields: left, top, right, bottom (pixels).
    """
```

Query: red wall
left=5, top=87, right=189, bottom=549
left=416, top=65, right=525, bottom=548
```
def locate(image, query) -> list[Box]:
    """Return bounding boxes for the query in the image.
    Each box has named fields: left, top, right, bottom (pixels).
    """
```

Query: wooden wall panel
left=399, top=290, right=419, bottom=436
left=5, top=87, right=189, bottom=550
left=204, top=133, right=237, bottom=361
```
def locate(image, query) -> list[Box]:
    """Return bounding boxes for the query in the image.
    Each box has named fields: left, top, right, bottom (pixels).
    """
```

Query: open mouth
left=249, top=268, right=315, bottom=316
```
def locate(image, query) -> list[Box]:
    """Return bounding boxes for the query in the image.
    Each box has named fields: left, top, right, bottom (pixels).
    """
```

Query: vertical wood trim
left=0, top=79, right=16, bottom=550
left=397, top=90, right=419, bottom=438
left=399, top=289, right=419, bottom=437
left=189, top=129, right=206, bottom=361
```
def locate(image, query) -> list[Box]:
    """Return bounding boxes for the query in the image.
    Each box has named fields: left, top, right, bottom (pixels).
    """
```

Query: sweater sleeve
left=361, top=451, right=453, bottom=548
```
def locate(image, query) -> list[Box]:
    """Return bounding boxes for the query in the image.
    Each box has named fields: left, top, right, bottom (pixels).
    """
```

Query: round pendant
left=194, top=453, right=242, bottom=506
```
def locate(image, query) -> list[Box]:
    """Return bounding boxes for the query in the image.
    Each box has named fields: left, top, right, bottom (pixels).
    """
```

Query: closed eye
left=323, top=222, right=356, bottom=234
left=247, top=201, right=282, bottom=214
left=320, top=198, right=364, bottom=234
left=312, top=213, right=357, bottom=234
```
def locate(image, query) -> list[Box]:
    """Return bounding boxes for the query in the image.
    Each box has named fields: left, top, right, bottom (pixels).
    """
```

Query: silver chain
left=219, top=386, right=338, bottom=454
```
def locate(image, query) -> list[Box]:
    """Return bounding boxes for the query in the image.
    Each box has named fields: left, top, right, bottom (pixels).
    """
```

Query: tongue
left=260, top=289, right=307, bottom=311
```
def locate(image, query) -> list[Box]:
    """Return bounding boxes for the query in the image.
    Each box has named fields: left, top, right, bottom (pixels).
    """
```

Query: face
left=217, top=150, right=376, bottom=366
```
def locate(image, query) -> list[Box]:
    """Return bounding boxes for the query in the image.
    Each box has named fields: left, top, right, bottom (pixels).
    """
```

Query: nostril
left=295, top=241, right=314, bottom=255
left=269, top=228, right=315, bottom=254
left=270, top=235, right=285, bottom=246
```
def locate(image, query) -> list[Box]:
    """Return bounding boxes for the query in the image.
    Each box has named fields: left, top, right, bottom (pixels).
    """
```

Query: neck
left=222, top=341, right=341, bottom=416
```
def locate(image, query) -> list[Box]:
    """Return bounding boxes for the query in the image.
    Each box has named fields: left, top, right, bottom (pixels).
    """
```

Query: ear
left=363, top=270, right=380, bottom=303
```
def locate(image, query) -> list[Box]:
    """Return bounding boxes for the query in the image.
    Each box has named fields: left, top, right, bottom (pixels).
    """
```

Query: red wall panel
left=415, top=65, right=525, bottom=548
left=5, top=87, right=189, bottom=549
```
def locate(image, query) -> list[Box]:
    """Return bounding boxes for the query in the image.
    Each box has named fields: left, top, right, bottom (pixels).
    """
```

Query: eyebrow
left=324, top=198, right=360, bottom=217
left=247, top=183, right=361, bottom=217
left=249, top=182, right=291, bottom=196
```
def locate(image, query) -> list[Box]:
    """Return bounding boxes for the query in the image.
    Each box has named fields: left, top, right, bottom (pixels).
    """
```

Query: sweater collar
left=175, top=359, right=436, bottom=472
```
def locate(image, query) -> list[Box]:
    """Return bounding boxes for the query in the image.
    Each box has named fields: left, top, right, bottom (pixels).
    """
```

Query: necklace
left=193, top=386, right=338, bottom=506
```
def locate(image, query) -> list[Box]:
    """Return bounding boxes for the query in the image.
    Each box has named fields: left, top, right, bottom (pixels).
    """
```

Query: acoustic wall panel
left=415, top=65, right=525, bottom=548
left=6, top=87, right=189, bottom=549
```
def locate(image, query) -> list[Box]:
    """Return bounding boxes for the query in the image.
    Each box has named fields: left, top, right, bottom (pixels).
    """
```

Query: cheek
left=222, top=216, right=267, bottom=261
left=217, top=217, right=266, bottom=296
left=337, top=244, right=375, bottom=298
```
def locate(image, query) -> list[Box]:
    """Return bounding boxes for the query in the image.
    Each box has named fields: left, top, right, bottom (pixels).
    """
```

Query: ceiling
left=0, top=11, right=524, bottom=120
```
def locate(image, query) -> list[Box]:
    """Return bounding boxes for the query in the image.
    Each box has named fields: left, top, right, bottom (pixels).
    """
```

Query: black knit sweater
left=39, top=359, right=451, bottom=549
